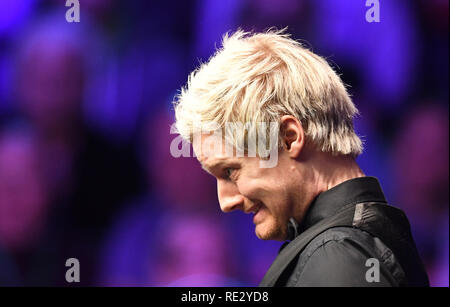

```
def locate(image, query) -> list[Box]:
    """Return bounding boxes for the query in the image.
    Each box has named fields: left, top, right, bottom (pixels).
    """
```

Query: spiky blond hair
left=174, top=29, right=363, bottom=157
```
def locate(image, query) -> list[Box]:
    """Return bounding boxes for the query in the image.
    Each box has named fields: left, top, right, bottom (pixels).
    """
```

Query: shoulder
left=302, top=227, right=383, bottom=260
left=286, top=227, right=405, bottom=287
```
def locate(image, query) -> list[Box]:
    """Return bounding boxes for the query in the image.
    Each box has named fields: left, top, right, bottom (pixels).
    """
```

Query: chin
left=255, top=219, right=286, bottom=241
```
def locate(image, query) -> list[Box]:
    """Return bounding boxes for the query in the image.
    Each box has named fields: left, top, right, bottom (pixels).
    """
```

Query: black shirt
left=275, top=176, right=429, bottom=287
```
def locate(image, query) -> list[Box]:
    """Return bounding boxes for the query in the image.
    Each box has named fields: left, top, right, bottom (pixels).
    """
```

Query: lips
left=243, top=202, right=264, bottom=224
left=246, top=203, right=262, bottom=215
left=253, top=207, right=263, bottom=224
left=250, top=203, right=264, bottom=224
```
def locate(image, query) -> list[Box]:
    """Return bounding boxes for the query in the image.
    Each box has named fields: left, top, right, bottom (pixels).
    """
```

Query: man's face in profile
left=193, top=133, right=302, bottom=241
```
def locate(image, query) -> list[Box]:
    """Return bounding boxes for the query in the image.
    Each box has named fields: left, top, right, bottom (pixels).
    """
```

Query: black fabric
left=288, top=227, right=404, bottom=287
left=259, top=177, right=429, bottom=287
left=299, top=176, right=387, bottom=233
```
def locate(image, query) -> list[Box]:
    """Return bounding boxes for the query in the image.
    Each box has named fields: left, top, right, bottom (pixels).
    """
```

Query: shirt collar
left=298, top=176, right=387, bottom=233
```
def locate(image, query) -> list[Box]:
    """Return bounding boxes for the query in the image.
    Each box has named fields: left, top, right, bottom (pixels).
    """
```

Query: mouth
left=249, top=203, right=263, bottom=224
left=246, top=203, right=262, bottom=215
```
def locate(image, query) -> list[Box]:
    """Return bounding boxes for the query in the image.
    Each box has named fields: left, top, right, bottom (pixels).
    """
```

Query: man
left=173, top=30, right=429, bottom=286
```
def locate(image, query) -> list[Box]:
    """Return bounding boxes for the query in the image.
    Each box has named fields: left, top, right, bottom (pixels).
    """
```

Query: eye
left=224, top=168, right=235, bottom=179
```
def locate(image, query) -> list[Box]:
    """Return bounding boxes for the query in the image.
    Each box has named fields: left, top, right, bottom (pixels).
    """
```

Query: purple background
left=0, top=0, right=448, bottom=286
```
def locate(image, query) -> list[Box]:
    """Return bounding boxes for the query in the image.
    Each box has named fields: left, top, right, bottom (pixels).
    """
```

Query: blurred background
left=0, top=0, right=448, bottom=286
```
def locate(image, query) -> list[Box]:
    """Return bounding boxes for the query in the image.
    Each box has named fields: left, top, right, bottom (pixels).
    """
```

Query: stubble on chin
left=255, top=218, right=287, bottom=241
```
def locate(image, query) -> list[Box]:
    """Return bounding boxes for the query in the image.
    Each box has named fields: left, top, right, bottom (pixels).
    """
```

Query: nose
left=217, top=179, right=245, bottom=213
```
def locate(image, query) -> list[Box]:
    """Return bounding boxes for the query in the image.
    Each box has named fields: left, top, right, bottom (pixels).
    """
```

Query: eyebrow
left=201, top=159, right=238, bottom=175
left=201, top=160, right=225, bottom=174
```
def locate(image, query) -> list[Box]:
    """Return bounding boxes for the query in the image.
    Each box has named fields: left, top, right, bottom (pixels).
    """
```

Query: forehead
left=192, top=132, right=238, bottom=168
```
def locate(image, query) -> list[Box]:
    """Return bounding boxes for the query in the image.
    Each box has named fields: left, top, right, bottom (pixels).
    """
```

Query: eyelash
left=224, top=168, right=235, bottom=180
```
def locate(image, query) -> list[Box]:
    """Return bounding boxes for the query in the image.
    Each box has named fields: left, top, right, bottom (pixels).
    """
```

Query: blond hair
left=173, top=29, right=363, bottom=157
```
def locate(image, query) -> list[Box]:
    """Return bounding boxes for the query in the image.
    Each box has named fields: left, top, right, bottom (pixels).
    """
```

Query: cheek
left=238, top=159, right=294, bottom=206
left=236, top=177, right=269, bottom=200
left=239, top=177, right=289, bottom=211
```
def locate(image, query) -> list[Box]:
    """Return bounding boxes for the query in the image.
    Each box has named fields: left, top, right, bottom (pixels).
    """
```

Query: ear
left=280, top=115, right=305, bottom=159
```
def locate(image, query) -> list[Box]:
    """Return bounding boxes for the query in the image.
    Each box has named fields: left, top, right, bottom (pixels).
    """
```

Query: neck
left=292, top=150, right=365, bottom=223
left=317, top=154, right=365, bottom=192
left=305, top=150, right=365, bottom=205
